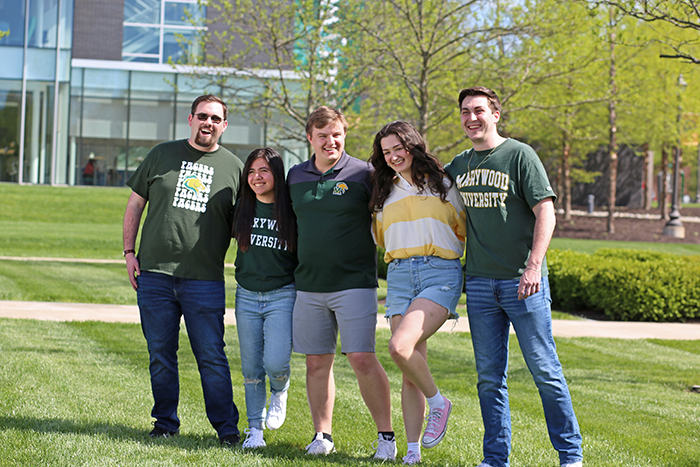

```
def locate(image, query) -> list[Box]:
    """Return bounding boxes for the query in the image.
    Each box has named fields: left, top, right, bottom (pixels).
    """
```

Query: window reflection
left=0, top=86, right=22, bottom=182
left=27, top=0, right=59, bottom=48
left=124, top=0, right=160, bottom=25
left=123, top=25, right=160, bottom=59
left=0, top=0, right=26, bottom=47
left=164, top=2, right=205, bottom=25
left=123, top=0, right=205, bottom=64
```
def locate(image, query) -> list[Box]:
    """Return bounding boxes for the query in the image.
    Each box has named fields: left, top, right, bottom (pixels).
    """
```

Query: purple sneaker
left=421, top=396, right=452, bottom=449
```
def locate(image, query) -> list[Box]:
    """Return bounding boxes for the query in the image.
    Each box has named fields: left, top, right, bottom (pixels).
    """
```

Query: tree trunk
left=643, top=143, right=653, bottom=210
left=562, top=132, right=572, bottom=221
left=661, top=145, right=669, bottom=220
left=607, top=6, right=618, bottom=234
left=556, top=158, right=564, bottom=212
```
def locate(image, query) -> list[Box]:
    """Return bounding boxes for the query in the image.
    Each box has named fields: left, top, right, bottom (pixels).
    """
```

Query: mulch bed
left=554, top=207, right=700, bottom=244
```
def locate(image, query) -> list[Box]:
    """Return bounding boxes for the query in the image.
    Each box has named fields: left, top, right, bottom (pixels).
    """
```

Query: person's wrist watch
left=123, top=249, right=136, bottom=257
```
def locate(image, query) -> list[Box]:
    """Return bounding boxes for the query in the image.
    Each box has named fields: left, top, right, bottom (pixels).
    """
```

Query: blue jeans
left=137, top=271, right=239, bottom=438
left=465, top=275, right=582, bottom=467
left=235, top=283, right=296, bottom=430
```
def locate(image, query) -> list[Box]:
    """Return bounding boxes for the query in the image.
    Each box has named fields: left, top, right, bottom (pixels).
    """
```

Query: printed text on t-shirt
left=173, top=161, right=213, bottom=213
left=454, top=169, right=509, bottom=208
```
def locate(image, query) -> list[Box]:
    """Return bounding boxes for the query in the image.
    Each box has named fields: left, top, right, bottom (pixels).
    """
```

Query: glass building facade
left=0, top=0, right=73, bottom=184
left=0, top=0, right=305, bottom=186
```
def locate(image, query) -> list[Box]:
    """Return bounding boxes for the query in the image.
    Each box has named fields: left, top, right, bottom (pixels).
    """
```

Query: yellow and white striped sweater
left=373, top=175, right=467, bottom=263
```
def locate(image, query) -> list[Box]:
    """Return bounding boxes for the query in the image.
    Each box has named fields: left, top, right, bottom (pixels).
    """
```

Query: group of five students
left=126, top=86, right=582, bottom=467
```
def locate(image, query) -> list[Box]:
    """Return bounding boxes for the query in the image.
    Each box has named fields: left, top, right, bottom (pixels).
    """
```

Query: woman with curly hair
left=370, top=121, right=466, bottom=465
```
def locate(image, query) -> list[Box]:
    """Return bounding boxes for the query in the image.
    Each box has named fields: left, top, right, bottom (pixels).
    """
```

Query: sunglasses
left=194, top=113, right=224, bottom=124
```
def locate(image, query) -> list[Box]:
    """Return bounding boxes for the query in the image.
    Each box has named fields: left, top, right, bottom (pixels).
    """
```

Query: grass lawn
left=0, top=260, right=239, bottom=307
left=550, top=237, right=700, bottom=256
left=1, top=318, right=698, bottom=466
left=1, top=183, right=700, bottom=466
left=1, top=183, right=696, bottom=316
left=0, top=184, right=237, bottom=264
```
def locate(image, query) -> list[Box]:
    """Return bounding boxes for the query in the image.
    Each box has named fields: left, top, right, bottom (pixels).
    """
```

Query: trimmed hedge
left=548, top=248, right=700, bottom=322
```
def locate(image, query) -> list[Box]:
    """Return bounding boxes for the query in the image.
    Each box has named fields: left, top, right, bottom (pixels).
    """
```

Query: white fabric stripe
left=383, top=217, right=463, bottom=257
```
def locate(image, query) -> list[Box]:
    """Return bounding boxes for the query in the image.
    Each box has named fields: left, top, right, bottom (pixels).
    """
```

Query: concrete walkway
left=1, top=300, right=698, bottom=340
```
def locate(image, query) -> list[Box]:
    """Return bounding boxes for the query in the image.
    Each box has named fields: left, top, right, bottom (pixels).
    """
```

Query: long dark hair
left=369, top=120, right=451, bottom=211
left=232, top=148, right=297, bottom=253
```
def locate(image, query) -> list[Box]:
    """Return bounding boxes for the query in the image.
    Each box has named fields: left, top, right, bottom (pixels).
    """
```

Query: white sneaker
left=372, top=435, right=397, bottom=461
left=403, top=450, right=421, bottom=465
left=241, top=427, right=266, bottom=448
left=562, top=463, right=583, bottom=467
left=265, top=390, right=288, bottom=430
left=476, top=463, right=495, bottom=467
left=305, top=432, right=335, bottom=455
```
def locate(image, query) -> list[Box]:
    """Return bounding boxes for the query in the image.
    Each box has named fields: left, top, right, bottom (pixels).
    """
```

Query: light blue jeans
left=465, top=275, right=582, bottom=467
left=235, top=282, right=296, bottom=430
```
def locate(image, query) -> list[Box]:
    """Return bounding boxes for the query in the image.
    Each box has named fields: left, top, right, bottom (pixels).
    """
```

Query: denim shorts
left=385, top=256, right=462, bottom=319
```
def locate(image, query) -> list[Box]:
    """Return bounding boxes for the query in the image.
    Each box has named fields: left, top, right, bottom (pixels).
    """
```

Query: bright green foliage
left=549, top=248, right=700, bottom=321
left=192, top=0, right=380, bottom=149
left=344, top=0, right=493, bottom=159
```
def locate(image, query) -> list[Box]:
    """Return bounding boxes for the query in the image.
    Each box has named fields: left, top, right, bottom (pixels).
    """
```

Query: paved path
left=1, top=300, right=698, bottom=340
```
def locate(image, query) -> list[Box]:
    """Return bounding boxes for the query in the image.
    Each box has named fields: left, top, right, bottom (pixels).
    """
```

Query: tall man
left=123, top=95, right=242, bottom=445
left=287, top=106, right=396, bottom=460
left=445, top=87, right=583, bottom=467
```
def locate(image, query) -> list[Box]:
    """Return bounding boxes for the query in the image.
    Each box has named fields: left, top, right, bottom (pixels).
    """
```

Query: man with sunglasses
left=123, top=95, right=243, bottom=445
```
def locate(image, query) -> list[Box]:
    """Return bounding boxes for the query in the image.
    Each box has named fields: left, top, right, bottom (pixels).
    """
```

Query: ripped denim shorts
left=384, top=256, right=462, bottom=319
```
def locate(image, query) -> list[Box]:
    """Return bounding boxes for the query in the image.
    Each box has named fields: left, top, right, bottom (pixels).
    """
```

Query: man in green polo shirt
left=287, top=106, right=396, bottom=460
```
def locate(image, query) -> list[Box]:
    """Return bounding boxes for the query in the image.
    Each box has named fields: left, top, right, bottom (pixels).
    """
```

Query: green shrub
left=377, top=246, right=388, bottom=279
left=547, top=249, right=593, bottom=311
left=548, top=248, right=700, bottom=322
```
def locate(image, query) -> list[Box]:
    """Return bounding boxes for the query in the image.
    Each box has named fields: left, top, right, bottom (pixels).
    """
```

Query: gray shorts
left=292, top=288, right=378, bottom=355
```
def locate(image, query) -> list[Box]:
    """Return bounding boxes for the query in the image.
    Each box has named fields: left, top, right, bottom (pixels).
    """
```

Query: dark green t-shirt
left=445, top=138, right=556, bottom=280
left=234, top=200, right=298, bottom=292
left=287, top=152, right=377, bottom=293
left=126, top=139, right=243, bottom=281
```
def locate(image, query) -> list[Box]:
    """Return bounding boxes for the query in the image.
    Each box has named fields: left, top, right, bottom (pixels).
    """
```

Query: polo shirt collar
left=306, top=151, right=350, bottom=175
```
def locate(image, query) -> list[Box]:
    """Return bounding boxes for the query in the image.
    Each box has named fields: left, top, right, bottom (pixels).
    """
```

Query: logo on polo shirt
left=332, top=182, right=348, bottom=196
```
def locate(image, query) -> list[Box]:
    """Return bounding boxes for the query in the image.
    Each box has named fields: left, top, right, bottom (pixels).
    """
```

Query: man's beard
left=195, top=128, right=216, bottom=148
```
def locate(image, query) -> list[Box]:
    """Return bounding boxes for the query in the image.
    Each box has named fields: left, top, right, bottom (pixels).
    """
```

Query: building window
left=122, top=0, right=205, bottom=64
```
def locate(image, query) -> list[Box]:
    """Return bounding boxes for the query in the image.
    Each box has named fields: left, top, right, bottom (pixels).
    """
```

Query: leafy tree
left=345, top=0, right=514, bottom=155
left=188, top=0, right=379, bottom=151
left=506, top=0, right=608, bottom=219
left=592, top=0, right=700, bottom=64
left=585, top=0, right=700, bottom=214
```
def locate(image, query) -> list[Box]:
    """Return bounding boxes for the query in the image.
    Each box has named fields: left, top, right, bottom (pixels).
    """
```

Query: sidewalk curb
left=1, top=300, right=698, bottom=340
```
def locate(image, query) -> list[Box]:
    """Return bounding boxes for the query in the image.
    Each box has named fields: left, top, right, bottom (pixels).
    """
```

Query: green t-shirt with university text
left=445, top=138, right=556, bottom=280
left=234, top=200, right=298, bottom=292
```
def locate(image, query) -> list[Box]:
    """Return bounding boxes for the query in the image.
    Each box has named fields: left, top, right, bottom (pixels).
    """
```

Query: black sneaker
left=219, top=433, right=241, bottom=446
left=149, top=426, right=179, bottom=438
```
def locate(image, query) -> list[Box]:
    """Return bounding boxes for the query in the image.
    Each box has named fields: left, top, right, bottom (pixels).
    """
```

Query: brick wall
left=72, top=0, right=124, bottom=60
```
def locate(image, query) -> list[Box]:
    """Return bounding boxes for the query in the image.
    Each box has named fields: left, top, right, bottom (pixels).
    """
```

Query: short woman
left=370, top=121, right=466, bottom=465
left=232, top=148, right=298, bottom=448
